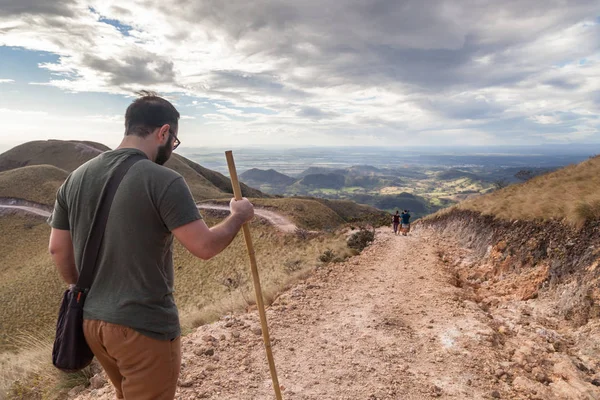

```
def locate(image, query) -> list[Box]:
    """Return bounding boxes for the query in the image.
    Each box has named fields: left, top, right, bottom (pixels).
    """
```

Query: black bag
left=52, top=154, right=144, bottom=372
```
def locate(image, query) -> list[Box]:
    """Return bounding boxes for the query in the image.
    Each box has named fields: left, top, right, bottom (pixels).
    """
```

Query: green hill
left=298, top=173, right=346, bottom=189
left=240, top=168, right=297, bottom=186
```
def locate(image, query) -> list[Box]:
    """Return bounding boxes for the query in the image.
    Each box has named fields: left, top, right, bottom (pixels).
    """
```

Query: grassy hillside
left=0, top=165, right=68, bottom=206
left=294, top=197, right=389, bottom=226
left=456, top=155, right=600, bottom=226
left=176, top=155, right=267, bottom=199
left=209, top=197, right=346, bottom=230
left=163, top=155, right=231, bottom=200
left=0, top=140, right=109, bottom=173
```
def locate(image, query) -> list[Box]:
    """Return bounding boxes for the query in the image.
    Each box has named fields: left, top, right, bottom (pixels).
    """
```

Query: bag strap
left=76, top=154, right=145, bottom=290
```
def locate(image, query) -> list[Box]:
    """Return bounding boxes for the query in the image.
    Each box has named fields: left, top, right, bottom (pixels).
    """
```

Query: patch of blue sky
left=0, top=46, right=60, bottom=82
left=353, top=96, right=377, bottom=102
left=89, top=7, right=133, bottom=36
left=208, top=99, right=277, bottom=116
left=0, top=83, right=131, bottom=118
left=98, top=16, right=133, bottom=36
left=0, top=47, right=132, bottom=115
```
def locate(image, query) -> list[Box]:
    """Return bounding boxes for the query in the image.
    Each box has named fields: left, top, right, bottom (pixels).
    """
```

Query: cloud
left=0, top=79, right=15, bottom=83
left=0, top=0, right=599, bottom=145
left=296, top=106, right=338, bottom=120
left=0, top=0, right=78, bottom=17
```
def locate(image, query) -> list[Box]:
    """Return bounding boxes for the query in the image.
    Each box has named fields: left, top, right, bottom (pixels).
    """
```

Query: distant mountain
left=299, top=173, right=346, bottom=189
left=240, top=168, right=297, bottom=186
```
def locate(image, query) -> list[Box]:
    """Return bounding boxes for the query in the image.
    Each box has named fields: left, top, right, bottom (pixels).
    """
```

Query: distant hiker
left=47, top=92, right=254, bottom=400
left=392, top=210, right=400, bottom=235
left=400, top=209, right=411, bottom=236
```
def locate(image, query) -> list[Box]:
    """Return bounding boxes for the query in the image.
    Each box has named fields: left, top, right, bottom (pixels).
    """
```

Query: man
left=401, top=209, right=411, bottom=236
left=392, top=210, right=400, bottom=235
left=47, top=93, right=254, bottom=400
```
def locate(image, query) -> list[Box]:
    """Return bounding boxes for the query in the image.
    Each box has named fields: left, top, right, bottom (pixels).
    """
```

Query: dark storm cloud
left=83, top=54, right=176, bottom=86
left=0, top=0, right=78, bottom=17
left=165, top=0, right=600, bottom=92
left=296, top=106, right=338, bottom=120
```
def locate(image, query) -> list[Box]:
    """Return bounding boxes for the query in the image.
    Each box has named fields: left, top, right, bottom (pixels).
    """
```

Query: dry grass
left=175, top=155, right=267, bottom=199
left=0, top=332, right=95, bottom=400
left=0, top=215, right=63, bottom=352
left=295, top=197, right=389, bottom=226
left=455, top=155, right=600, bottom=226
left=0, top=212, right=352, bottom=397
left=176, top=215, right=351, bottom=330
left=163, top=156, right=232, bottom=201
left=250, top=198, right=345, bottom=230
left=0, top=165, right=68, bottom=206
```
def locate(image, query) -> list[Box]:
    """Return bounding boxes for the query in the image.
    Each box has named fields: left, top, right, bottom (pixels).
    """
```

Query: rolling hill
left=0, top=140, right=109, bottom=173
left=298, top=173, right=346, bottom=189
left=456, top=154, right=600, bottom=225
left=0, top=165, right=68, bottom=206
left=240, top=168, right=297, bottom=186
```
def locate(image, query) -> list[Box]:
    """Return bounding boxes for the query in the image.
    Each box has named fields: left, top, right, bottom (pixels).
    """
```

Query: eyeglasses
left=169, top=129, right=181, bottom=150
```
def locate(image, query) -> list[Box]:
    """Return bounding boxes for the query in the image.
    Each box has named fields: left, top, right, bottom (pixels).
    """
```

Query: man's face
left=155, top=130, right=175, bottom=165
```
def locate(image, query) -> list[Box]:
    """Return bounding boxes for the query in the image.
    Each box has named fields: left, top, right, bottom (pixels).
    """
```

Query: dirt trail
left=0, top=201, right=298, bottom=233
left=73, top=228, right=522, bottom=400
left=197, top=204, right=297, bottom=233
left=0, top=204, right=51, bottom=218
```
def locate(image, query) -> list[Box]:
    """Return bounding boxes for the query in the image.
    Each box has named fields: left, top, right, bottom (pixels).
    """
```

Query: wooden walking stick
left=225, top=151, right=283, bottom=400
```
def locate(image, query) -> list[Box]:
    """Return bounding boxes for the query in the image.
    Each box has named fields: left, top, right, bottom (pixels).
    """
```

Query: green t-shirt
left=47, top=148, right=202, bottom=340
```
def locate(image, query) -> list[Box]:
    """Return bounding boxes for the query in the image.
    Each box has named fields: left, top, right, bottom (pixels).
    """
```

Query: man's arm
left=48, top=228, right=78, bottom=285
left=173, top=198, right=254, bottom=260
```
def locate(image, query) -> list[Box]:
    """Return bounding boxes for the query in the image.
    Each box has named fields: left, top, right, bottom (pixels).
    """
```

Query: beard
left=155, top=142, right=172, bottom=165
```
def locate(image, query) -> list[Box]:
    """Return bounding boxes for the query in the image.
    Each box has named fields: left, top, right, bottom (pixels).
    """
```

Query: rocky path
left=73, top=228, right=521, bottom=400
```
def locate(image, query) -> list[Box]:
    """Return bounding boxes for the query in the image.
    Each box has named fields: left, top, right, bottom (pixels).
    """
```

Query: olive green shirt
left=47, top=148, right=202, bottom=340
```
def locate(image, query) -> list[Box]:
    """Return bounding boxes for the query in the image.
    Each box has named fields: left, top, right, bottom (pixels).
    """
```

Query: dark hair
left=124, top=91, right=180, bottom=137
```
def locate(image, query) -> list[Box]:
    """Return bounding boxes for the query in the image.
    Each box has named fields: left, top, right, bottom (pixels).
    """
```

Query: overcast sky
left=0, top=0, right=599, bottom=151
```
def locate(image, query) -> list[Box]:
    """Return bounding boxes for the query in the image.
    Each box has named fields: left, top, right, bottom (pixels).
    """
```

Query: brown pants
left=83, top=320, right=181, bottom=400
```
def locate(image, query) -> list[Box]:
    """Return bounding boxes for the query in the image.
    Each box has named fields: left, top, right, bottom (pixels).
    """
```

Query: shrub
left=284, top=259, right=303, bottom=274
left=347, top=228, right=375, bottom=252
left=574, top=200, right=600, bottom=224
left=319, top=249, right=335, bottom=263
left=294, top=227, right=310, bottom=240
